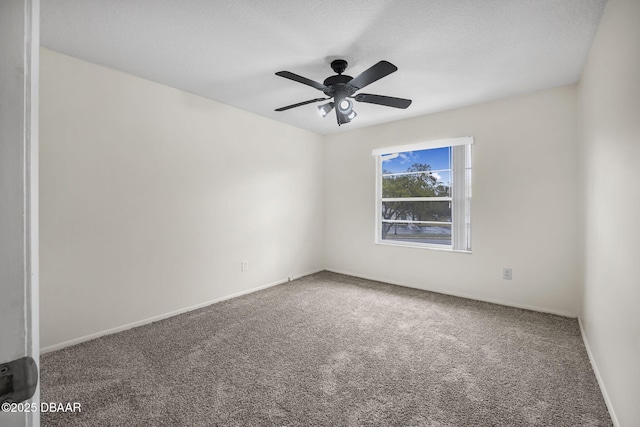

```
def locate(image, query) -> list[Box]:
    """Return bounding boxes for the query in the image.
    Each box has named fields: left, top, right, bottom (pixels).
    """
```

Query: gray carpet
left=41, top=271, right=612, bottom=426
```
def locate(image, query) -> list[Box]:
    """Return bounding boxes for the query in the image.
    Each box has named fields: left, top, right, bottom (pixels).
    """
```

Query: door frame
left=0, top=0, right=40, bottom=426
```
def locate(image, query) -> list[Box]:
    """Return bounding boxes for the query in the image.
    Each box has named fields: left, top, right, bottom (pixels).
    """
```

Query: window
left=373, top=137, right=473, bottom=252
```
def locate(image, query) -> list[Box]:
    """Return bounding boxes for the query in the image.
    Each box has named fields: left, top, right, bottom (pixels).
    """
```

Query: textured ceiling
left=40, top=0, right=607, bottom=135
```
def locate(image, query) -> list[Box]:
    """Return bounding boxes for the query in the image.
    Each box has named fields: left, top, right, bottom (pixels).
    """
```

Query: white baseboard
left=41, top=268, right=323, bottom=354
left=324, top=268, right=577, bottom=318
left=578, top=316, right=620, bottom=427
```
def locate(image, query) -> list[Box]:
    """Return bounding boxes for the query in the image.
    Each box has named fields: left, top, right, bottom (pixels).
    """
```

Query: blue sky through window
left=381, top=147, right=451, bottom=174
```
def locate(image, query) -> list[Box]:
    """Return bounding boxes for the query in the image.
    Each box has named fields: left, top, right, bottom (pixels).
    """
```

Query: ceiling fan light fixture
left=337, top=108, right=357, bottom=126
left=338, top=98, right=352, bottom=113
left=318, top=101, right=334, bottom=118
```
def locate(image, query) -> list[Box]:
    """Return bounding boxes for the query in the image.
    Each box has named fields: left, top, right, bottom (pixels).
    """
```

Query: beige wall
left=323, top=86, right=581, bottom=316
left=39, top=48, right=324, bottom=349
left=578, top=0, right=640, bottom=425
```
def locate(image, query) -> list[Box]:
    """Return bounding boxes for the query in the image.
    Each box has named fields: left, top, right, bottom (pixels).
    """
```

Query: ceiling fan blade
left=354, top=93, right=412, bottom=109
left=275, top=98, right=328, bottom=112
left=347, top=61, right=398, bottom=91
left=275, top=71, right=328, bottom=91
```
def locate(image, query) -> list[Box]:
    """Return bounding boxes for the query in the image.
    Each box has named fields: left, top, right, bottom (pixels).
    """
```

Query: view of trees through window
left=380, top=147, right=453, bottom=246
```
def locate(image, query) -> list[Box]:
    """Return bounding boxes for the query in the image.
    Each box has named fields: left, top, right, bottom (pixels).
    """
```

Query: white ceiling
left=40, top=0, right=607, bottom=135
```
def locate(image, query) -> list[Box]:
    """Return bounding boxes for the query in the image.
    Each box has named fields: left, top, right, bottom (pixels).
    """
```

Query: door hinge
left=0, top=357, right=38, bottom=404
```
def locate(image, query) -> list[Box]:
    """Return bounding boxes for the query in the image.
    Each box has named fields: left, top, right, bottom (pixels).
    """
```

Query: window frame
left=373, top=137, right=473, bottom=253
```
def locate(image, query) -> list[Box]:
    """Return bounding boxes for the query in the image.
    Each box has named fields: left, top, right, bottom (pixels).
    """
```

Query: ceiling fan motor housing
left=323, top=75, right=354, bottom=97
left=322, top=75, right=353, bottom=126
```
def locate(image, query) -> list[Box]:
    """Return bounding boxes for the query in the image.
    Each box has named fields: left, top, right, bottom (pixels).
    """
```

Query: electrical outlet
left=503, top=268, right=512, bottom=280
left=241, top=260, right=248, bottom=272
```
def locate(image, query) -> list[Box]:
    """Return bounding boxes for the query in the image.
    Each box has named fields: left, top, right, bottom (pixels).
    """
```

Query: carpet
left=40, top=271, right=612, bottom=426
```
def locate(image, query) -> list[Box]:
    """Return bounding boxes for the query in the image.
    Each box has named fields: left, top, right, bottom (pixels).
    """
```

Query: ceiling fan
left=274, top=59, right=412, bottom=126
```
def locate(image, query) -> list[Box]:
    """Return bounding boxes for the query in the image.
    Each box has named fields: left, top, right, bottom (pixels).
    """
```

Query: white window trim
left=372, top=136, right=473, bottom=156
left=373, top=137, right=473, bottom=253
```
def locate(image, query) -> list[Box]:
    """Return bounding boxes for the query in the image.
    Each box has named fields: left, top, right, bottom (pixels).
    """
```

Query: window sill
left=375, top=240, right=472, bottom=254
